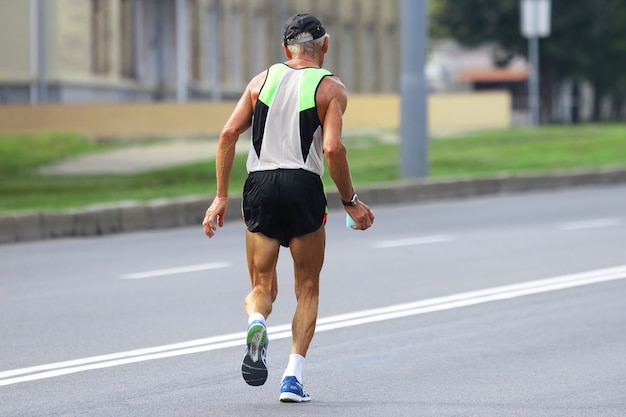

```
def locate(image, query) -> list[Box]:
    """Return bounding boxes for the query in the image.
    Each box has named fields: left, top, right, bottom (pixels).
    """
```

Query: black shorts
left=242, top=169, right=327, bottom=247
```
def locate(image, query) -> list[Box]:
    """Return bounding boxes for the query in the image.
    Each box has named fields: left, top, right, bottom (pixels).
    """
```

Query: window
left=120, top=0, right=135, bottom=78
left=188, top=0, right=202, bottom=82
left=206, top=2, right=221, bottom=99
left=91, top=0, right=111, bottom=74
left=227, top=8, right=241, bottom=85
left=251, top=11, right=265, bottom=76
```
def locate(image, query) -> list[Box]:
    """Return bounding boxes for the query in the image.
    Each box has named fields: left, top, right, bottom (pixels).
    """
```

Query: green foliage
left=431, top=0, right=626, bottom=118
left=431, top=0, right=521, bottom=50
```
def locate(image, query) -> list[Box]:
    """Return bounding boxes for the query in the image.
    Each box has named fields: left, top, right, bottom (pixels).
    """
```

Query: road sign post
left=521, top=0, right=551, bottom=126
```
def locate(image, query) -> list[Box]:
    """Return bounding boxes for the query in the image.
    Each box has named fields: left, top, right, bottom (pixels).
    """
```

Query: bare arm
left=320, top=78, right=354, bottom=202
left=203, top=73, right=264, bottom=238
left=215, top=87, right=254, bottom=198
left=319, top=77, right=375, bottom=230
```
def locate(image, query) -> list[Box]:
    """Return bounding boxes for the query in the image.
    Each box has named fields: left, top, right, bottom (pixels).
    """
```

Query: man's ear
left=322, top=36, right=329, bottom=53
left=282, top=43, right=293, bottom=59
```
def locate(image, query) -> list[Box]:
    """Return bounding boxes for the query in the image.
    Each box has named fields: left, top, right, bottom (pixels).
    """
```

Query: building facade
left=0, top=0, right=401, bottom=104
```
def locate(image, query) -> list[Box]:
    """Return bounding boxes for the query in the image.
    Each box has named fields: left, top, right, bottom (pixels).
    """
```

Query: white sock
left=282, top=354, right=305, bottom=383
left=248, top=312, right=265, bottom=326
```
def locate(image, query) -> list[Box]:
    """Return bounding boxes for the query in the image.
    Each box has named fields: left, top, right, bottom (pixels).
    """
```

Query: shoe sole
left=279, top=392, right=311, bottom=403
left=241, top=324, right=267, bottom=386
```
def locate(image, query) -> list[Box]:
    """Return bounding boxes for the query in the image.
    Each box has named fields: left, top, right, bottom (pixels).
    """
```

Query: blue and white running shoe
left=279, top=376, right=311, bottom=402
left=241, top=320, right=268, bottom=386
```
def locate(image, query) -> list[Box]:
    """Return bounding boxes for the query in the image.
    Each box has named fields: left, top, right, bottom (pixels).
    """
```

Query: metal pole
left=175, top=0, right=188, bottom=102
left=154, top=0, right=166, bottom=100
left=400, top=0, right=428, bottom=178
left=528, top=0, right=541, bottom=126
left=529, top=36, right=540, bottom=125
left=206, top=4, right=221, bottom=101
left=276, top=0, right=287, bottom=62
left=37, top=0, right=48, bottom=103
left=131, top=0, right=142, bottom=81
left=29, top=0, right=39, bottom=104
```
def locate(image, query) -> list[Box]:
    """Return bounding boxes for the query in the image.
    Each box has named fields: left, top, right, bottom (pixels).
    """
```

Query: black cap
left=283, top=14, right=326, bottom=45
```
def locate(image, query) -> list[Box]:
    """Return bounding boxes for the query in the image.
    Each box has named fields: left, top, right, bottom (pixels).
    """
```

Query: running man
left=202, top=13, right=375, bottom=403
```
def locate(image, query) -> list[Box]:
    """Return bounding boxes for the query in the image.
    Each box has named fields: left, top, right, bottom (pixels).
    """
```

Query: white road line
left=3, top=264, right=626, bottom=387
left=119, top=262, right=231, bottom=279
left=373, top=235, right=454, bottom=248
left=559, top=217, right=622, bottom=231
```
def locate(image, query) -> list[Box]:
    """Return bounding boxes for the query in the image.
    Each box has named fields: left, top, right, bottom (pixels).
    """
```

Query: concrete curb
left=2, top=168, right=625, bottom=245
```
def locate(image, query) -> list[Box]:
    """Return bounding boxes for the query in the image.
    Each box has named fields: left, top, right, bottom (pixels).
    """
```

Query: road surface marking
left=119, top=262, right=231, bottom=279
left=559, top=217, right=622, bottom=231
left=373, top=235, right=454, bottom=248
left=3, top=264, right=626, bottom=386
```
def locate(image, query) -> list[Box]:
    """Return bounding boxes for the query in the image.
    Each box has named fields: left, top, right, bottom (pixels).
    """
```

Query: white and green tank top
left=246, top=63, right=333, bottom=176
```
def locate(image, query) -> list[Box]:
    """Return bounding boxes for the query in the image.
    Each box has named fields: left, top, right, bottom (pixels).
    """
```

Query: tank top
left=246, top=63, right=333, bottom=176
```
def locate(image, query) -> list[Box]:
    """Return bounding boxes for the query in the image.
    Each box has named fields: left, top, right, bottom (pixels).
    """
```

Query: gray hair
left=287, top=33, right=328, bottom=56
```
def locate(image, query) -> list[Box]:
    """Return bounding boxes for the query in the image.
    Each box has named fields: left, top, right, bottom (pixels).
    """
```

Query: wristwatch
left=341, top=193, right=358, bottom=207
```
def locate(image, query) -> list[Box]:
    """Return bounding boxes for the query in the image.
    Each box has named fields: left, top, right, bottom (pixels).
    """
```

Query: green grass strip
left=1, top=124, right=625, bottom=213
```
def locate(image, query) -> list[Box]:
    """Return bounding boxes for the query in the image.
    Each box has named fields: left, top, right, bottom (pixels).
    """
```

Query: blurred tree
left=431, top=0, right=626, bottom=122
left=582, top=0, right=626, bottom=120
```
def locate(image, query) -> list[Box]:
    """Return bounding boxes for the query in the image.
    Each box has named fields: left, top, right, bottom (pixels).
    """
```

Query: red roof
left=457, top=68, right=528, bottom=83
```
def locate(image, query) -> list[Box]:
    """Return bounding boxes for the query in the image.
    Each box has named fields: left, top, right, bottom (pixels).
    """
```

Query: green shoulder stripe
left=258, top=64, right=288, bottom=106
left=299, top=68, right=333, bottom=112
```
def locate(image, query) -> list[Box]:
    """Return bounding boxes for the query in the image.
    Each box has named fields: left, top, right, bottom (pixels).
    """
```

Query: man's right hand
left=202, top=196, right=228, bottom=238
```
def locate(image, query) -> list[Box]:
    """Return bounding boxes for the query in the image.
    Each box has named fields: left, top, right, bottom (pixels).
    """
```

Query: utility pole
left=175, top=0, right=188, bottom=102
left=521, top=0, right=551, bottom=126
left=36, top=0, right=48, bottom=103
left=400, top=0, right=429, bottom=178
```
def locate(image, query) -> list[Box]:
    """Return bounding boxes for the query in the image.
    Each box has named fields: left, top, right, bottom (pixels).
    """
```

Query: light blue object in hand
left=346, top=213, right=356, bottom=228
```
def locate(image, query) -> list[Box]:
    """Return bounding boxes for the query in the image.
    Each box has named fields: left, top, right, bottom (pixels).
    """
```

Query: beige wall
left=0, top=0, right=31, bottom=82
left=0, top=92, right=511, bottom=138
left=343, top=94, right=399, bottom=129
left=54, top=0, right=92, bottom=79
left=345, top=92, right=512, bottom=133
left=0, top=102, right=233, bottom=138
left=0, top=0, right=94, bottom=83
left=429, top=91, right=512, bottom=134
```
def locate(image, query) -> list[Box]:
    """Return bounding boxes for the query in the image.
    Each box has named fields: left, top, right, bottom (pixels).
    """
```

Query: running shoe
left=241, top=320, right=268, bottom=386
left=279, top=376, right=311, bottom=402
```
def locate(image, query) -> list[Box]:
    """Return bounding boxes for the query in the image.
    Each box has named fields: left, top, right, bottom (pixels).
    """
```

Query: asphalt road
left=1, top=185, right=625, bottom=416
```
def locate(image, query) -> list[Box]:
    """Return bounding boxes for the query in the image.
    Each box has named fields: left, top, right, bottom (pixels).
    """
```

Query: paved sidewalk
left=39, top=138, right=251, bottom=175
left=38, top=128, right=399, bottom=176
